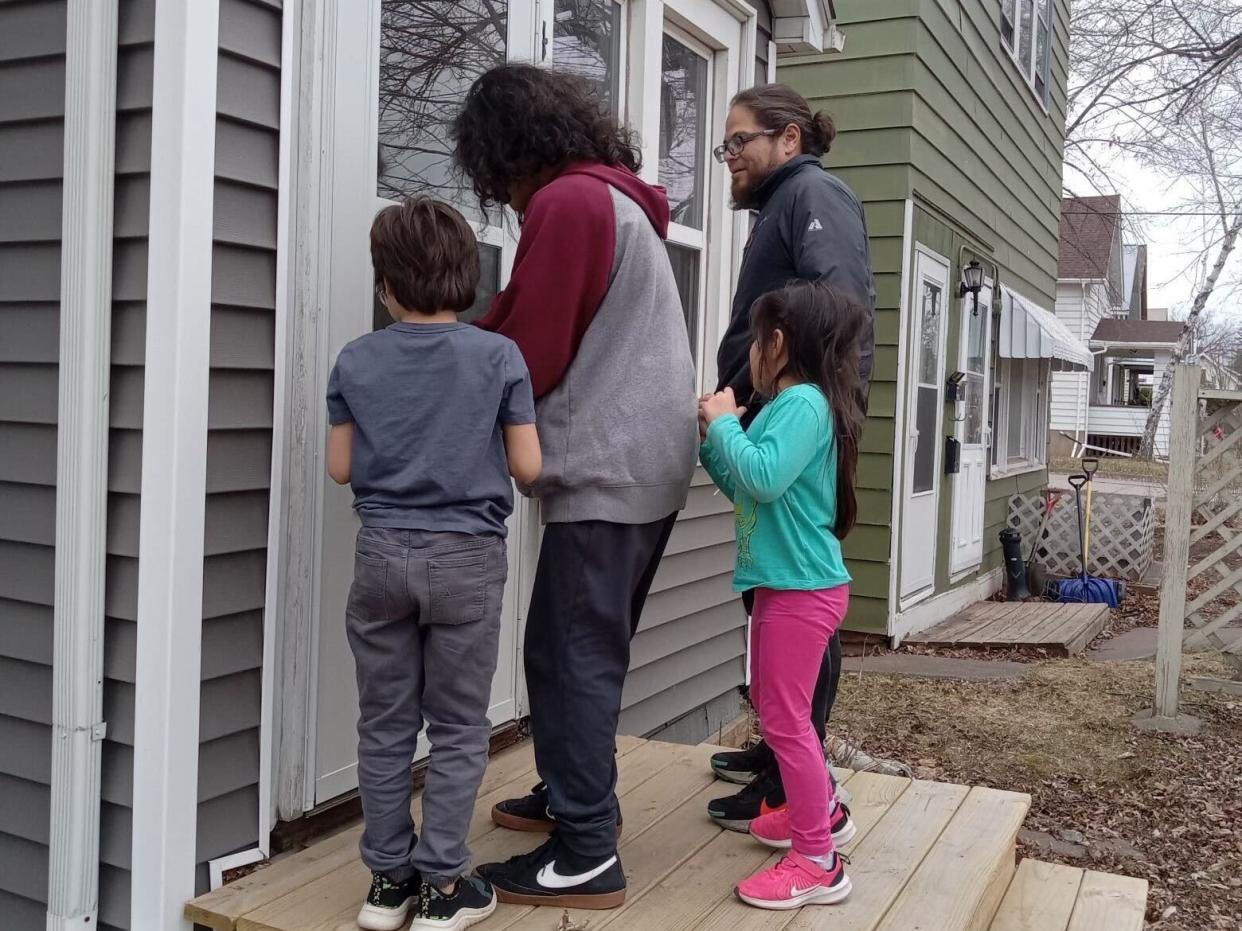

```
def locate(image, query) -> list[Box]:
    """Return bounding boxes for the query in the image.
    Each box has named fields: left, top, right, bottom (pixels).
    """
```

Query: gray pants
left=346, top=527, right=506, bottom=886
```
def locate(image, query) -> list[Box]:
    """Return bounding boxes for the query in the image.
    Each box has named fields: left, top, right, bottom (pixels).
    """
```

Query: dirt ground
left=830, top=652, right=1242, bottom=930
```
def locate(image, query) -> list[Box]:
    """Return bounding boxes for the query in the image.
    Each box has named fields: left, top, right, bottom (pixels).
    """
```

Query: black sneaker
left=411, top=875, right=497, bottom=930
left=357, top=870, right=419, bottom=931
left=492, top=782, right=623, bottom=835
left=476, top=835, right=626, bottom=909
left=708, top=764, right=787, bottom=832
left=710, top=741, right=776, bottom=785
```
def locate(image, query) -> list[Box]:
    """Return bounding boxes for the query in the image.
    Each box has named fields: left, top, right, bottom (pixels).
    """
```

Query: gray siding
left=190, top=0, right=282, bottom=898
left=0, top=1, right=66, bottom=927
left=619, top=471, right=746, bottom=740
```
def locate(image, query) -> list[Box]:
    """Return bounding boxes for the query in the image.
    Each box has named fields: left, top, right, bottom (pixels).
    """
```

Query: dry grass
left=830, top=654, right=1242, bottom=930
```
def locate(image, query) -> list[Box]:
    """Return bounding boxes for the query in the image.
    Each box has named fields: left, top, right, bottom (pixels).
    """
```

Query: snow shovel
left=1057, top=473, right=1120, bottom=607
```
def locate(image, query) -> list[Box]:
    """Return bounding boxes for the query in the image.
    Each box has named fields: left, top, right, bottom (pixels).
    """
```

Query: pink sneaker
left=735, top=851, right=852, bottom=910
left=748, top=804, right=857, bottom=849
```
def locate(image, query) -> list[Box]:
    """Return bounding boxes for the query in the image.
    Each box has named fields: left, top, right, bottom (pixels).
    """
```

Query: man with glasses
left=705, top=83, right=877, bottom=835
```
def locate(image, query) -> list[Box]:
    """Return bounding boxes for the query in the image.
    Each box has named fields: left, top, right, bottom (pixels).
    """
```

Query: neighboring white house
left=1050, top=197, right=1179, bottom=458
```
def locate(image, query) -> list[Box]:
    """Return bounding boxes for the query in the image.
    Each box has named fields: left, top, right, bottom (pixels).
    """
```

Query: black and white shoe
left=711, top=741, right=776, bottom=785
left=357, top=870, right=419, bottom=931
left=708, top=764, right=788, bottom=833
left=410, top=875, right=497, bottom=930
left=492, top=782, right=623, bottom=836
left=476, top=835, right=626, bottom=909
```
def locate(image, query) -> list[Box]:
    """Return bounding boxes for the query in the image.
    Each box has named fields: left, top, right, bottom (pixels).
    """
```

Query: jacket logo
left=807, top=218, right=824, bottom=231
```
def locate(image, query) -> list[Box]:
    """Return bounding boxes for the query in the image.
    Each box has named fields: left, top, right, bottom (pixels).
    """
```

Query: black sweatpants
left=524, top=514, right=678, bottom=859
left=742, top=588, right=842, bottom=740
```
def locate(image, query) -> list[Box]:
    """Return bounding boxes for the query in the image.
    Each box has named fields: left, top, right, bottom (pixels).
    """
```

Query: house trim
left=129, top=0, right=219, bottom=927
left=259, top=0, right=303, bottom=849
left=886, top=198, right=916, bottom=632
left=46, top=2, right=119, bottom=928
left=891, top=567, right=1003, bottom=645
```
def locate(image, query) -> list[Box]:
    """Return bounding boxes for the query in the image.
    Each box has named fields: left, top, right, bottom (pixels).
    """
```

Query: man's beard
left=730, top=163, right=774, bottom=211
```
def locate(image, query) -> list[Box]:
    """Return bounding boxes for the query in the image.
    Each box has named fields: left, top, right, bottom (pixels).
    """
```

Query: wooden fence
left=1154, top=364, right=1242, bottom=718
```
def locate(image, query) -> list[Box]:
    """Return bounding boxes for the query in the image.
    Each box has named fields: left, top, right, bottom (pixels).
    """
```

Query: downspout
left=46, top=1, right=118, bottom=928
left=1076, top=281, right=1089, bottom=455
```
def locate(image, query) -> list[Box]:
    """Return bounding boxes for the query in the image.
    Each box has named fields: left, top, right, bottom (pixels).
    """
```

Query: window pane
left=554, top=0, right=622, bottom=114
left=913, top=386, right=937, bottom=494
left=1007, top=361, right=1024, bottom=462
left=1035, top=19, right=1049, bottom=99
left=372, top=242, right=501, bottom=331
left=659, top=35, right=709, bottom=230
left=918, top=281, right=942, bottom=385
left=965, top=373, right=985, bottom=445
left=666, top=242, right=699, bottom=361
left=991, top=382, right=1002, bottom=467
left=1001, top=0, right=1016, bottom=48
left=1019, top=0, right=1034, bottom=79
left=377, top=1, right=507, bottom=222
left=966, top=306, right=987, bottom=374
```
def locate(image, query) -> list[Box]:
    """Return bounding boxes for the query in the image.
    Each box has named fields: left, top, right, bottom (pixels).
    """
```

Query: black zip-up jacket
left=715, top=155, right=877, bottom=421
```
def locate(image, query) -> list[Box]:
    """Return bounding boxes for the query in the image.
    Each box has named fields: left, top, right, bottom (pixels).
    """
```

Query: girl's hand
left=700, top=388, right=746, bottom=425
left=698, top=393, right=712, bottom=441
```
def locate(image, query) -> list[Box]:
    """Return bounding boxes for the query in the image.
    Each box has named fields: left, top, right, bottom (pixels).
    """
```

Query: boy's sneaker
left=748, top=804, right=857, bottom=849
left=411, top=875, right=496, bottom=930
left=710, top=741, right=775, bottom=785
left=735, top=851, right=852, bottom=910
left=492, top=782, right=623, bottom=835
left=475, top=835, right=626, bottom=909
left=707, top=764, right=786, bottom=832
left=357, top=870, right=420, bottom=931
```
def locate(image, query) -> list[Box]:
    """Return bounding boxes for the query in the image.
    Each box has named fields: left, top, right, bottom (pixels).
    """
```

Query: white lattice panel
left=1007, top=490, right=1155, bottom=583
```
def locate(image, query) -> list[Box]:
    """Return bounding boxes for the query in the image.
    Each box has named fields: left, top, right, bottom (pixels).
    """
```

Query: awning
left=998, top=286, right=1092, bottom=372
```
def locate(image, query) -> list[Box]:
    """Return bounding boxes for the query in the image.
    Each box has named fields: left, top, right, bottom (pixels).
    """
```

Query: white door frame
left=898, top=244, right=951, bottom=606
left=948, top=279, right=994, bottom=577
left=262, top=0, right=757, bottom=825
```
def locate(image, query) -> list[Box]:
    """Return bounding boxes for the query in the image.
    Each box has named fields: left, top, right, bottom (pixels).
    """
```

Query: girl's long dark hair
left=452, top=63, right=642, bottom=209
left=750, top=279, right=867, bottom=538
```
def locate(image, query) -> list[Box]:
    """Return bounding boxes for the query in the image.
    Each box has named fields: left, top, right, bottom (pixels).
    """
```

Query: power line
left=1062, top=210, right=1240, bottom=217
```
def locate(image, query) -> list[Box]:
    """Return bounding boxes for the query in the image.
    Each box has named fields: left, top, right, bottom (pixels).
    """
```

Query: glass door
left=949, top=283, right=992, bottom=574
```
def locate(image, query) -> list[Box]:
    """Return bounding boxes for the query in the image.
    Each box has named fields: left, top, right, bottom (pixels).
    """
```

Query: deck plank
left=874, top=786, right=1030, bottom=931
left=989, top=859, right=1083, bottom=931
left=1065, top=870, right=1148, bottom=931
left=492, top=741, right=725, bottom=930
left=784, top=779, right=971, bottom=931
left=233, top=739, right=647, bottom=931
left=187, top=740, right=540, bottom=930
left=691, top=770, right=912, bottom=931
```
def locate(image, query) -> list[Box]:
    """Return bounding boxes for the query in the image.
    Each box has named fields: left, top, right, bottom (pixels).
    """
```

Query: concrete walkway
left=842, top=654, right=1028, bottom=681
left=1049, top=472, right=1165, bottom=500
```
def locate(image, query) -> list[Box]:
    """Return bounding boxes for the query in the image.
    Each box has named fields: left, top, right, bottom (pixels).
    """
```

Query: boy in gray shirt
left=326, top=197, right=540, bottom=931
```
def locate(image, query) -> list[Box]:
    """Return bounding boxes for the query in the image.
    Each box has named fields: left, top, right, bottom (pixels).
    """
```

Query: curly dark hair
left=452, top=63, right=642, bottom=209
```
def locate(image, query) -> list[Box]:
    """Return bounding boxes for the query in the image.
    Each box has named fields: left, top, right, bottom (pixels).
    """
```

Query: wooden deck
left=187, top=737, right=1146, bottom=931
left=905, top=601, right=1111, bottom=656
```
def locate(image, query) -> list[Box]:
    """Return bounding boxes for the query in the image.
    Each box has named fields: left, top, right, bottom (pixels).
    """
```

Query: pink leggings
left=750, top=585, right=849, bottom=858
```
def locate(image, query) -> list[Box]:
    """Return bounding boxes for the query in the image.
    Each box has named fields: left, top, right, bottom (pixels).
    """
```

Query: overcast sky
left=1099, top=153, right=1240, bottom=319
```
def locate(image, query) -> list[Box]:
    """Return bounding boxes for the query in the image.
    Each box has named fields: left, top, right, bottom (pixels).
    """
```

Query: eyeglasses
left=375, top=282, right=388, bottom=307
left=712, top=129, right=779, bottom=163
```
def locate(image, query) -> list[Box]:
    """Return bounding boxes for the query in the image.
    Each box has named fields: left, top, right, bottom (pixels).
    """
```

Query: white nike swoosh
left=536, top=856, right=618, bottom=890
left=790, top=883, right=822, bottom=897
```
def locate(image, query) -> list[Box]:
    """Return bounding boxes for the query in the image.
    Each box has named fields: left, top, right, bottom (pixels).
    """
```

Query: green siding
left=779, top=0, right=1067, bottom=632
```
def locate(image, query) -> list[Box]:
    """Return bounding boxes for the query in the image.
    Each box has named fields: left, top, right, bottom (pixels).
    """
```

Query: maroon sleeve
left=476, top=174, right=615, bottom=398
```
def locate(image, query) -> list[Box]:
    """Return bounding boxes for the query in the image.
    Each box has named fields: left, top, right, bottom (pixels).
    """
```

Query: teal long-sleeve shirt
left=700, top=384, right=851, bottom=592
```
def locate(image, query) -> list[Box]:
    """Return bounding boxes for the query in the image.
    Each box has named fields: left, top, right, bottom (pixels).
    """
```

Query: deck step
left=989, top=859, right=1148, bottom=931
left=186, top=737, right=1146, bottom=931
left=906, top=601, right=1110, bottom=656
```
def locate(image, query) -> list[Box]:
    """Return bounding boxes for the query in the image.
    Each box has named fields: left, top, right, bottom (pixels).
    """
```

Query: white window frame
left=1000, top=0, right=1052, bottom=109
left=991, top=356, right=1050, bottom=478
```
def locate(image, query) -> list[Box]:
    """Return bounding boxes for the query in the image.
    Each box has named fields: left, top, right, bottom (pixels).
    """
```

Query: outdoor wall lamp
left=960, top=259, right=985, bottom=315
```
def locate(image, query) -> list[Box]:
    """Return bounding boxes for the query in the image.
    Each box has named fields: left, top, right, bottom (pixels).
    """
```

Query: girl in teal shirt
left=699, top=279, right=867, bottom=911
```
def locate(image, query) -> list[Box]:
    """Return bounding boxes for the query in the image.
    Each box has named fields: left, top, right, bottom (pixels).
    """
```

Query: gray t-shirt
left=326, top=321, right=535, bottom=537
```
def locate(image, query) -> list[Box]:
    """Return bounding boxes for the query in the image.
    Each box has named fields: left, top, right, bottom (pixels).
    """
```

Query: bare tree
left=1066, top=1, right=1242, bottom=457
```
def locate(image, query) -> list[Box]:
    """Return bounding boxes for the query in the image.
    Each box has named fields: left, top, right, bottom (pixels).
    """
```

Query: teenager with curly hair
left=452, top=64, right=698, bottom=910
